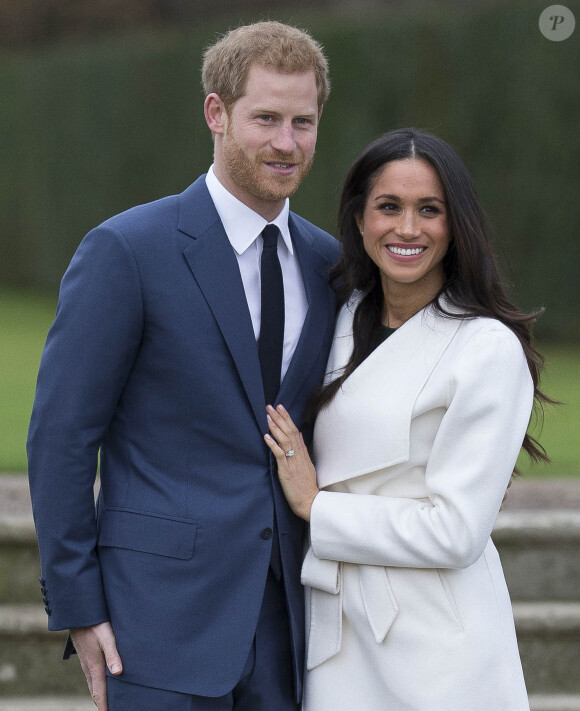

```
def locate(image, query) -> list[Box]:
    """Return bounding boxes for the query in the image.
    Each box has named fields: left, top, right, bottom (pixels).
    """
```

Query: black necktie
left=259, top=225, right=285, bottom=580
left=259, top=225, right=285, bottom=405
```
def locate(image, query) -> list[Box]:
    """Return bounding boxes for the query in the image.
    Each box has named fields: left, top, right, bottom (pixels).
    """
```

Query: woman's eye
left=421, top=205, right=441, bottom=215
left=379, top=202, right=398, bottom=212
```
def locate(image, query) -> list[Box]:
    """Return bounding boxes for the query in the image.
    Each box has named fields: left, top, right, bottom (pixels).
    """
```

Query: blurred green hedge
left=1, top=3, right=578, bottom=340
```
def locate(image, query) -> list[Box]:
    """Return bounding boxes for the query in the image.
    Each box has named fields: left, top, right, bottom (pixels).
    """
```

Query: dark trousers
left=106, top=569, right=299, bottom=710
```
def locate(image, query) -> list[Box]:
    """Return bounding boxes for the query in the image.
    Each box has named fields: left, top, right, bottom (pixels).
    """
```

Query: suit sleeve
left=309, top=326, right=534, bottom=569
left=27, top=225, right=143, bottom=630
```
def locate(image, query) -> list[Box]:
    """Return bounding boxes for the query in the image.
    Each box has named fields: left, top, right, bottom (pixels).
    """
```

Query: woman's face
left=357, top=158, right=450, bottom=297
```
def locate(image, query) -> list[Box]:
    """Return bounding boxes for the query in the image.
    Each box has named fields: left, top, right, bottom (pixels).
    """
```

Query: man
left=27, top=21, right=339, bottom=711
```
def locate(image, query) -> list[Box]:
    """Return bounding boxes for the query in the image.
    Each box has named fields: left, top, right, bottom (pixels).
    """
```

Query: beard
left=221, top=127, right=315, bottom=203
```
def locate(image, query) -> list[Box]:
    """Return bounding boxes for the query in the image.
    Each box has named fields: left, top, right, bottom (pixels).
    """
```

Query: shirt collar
left=205, top=165, right=293, bottom=255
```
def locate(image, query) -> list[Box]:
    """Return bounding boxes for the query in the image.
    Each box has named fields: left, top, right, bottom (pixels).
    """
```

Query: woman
left=264, top=129, right=550, bottom=710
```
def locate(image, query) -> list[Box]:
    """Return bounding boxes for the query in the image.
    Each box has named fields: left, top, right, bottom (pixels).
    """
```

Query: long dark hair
left=311, top=128, right=551, bottom=465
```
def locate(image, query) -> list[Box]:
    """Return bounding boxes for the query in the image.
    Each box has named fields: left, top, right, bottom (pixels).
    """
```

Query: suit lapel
left=178, top=181, right=336, bottom=428
left=179, top=178, right=266, bottom=431
left=277, top=215, right=335, bottom=411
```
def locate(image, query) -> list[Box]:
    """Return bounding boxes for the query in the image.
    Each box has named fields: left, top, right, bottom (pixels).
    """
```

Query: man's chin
left=260, top=171, right=308, bottom=200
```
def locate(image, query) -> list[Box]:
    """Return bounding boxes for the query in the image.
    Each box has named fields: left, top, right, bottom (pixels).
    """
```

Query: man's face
left=214, top=64, right=320, bottom=218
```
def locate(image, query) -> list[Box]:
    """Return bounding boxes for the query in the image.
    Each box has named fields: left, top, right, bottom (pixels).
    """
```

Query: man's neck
left=212, top=164, right=286, bottom=222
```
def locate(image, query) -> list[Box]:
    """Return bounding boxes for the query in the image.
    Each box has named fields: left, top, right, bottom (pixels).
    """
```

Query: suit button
left=261, top=527, right=273, bottom=540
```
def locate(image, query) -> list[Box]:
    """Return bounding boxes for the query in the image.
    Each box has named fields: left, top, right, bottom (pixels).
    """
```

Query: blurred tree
left=0, top=0, right=508, bottom=46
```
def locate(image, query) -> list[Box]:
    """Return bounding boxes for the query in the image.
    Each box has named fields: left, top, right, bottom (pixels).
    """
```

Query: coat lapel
left=179, top=177, right=266, bottom=431
left=314, top=296, right=462, bottom=488
left=276, top=215, right=335, bottom=411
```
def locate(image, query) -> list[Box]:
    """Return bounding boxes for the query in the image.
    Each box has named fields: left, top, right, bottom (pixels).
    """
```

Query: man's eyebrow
left=252, top=108, right=318, bottom=118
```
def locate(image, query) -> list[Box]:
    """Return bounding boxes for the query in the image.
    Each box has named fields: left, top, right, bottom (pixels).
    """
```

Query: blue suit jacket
left=27, top=176, right=339, bottom=700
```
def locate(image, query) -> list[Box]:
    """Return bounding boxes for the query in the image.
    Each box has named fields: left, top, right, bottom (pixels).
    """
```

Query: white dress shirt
left=205, top=166, right=308, bottom=383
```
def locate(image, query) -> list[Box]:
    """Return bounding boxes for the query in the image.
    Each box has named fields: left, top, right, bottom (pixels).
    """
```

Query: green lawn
left=517, top=343, right=580, bottom=478
left=1, top=289, right=58, bottom=472
left=1, top=288, right=578, bottom=476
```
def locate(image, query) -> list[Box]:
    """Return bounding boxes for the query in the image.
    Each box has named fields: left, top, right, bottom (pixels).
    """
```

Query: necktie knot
left=262, top=224, right=280, bottom=249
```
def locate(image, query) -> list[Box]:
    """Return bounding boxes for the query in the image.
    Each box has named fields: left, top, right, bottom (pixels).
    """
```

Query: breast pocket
left=98, top=508, right=198, bottom=560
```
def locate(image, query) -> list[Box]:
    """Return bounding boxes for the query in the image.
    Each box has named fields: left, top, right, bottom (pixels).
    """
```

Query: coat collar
left=179, top=176, right=335, bottom=432
left=314, top=293, right=463, bottom=488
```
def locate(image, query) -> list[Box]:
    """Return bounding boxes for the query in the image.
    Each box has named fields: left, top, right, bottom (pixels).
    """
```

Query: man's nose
left=270, top=123, right=296, bottom=154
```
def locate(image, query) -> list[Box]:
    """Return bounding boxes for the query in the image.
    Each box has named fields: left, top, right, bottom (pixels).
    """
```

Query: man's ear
left=204, top=93, right=227, bottom=136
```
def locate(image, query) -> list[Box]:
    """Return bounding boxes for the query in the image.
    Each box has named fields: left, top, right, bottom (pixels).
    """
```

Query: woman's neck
left=380, top=274, right=444, bottom=328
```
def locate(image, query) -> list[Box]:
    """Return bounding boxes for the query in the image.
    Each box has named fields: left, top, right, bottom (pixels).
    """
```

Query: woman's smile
left=358, top=158, right=450, bottom=299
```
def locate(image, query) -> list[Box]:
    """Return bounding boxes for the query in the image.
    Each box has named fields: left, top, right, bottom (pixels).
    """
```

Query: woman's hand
left=264, top=404, right=319, bottom=522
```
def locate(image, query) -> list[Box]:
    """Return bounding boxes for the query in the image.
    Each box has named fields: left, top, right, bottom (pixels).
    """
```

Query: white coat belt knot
left=301, top=548, right=399, bottom=670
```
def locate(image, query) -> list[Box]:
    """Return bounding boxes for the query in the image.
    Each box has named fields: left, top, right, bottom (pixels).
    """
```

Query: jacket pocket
left=437, top=568, right=464, bottom=630
left=98, top=508, right=198, bottom=560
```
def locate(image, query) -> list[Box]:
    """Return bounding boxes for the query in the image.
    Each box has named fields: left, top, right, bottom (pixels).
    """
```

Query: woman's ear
left=355, top=215, right=364, bottom=237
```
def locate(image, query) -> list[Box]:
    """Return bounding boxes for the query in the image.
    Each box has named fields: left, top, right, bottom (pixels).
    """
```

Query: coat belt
left=301, top=547, right=399, bottom=670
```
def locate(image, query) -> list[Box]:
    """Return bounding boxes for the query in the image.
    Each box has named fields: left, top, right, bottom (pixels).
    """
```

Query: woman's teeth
left=387, top=246, right=425, bottom=256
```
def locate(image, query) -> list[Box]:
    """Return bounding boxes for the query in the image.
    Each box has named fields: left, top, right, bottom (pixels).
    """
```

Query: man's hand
left=70, top=621, right=123, bottom=711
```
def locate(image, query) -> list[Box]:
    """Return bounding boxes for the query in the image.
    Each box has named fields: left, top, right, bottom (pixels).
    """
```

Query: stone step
left=0, top=517, right=39, bottom=605
left=3, top=510, right=580, bottom=604
left=493, top=510, right=580, bottom=601
left=530, top=697, right=580, bottom=711
left=514, top=602, right=580, bottom=694
left=0, top=699, right=94, bottom=710
left=1, top=602, right=579, bottom=697
left=0, top=697, right=579, bottom=711
left=0, top=699, right=577, bottom=711
left=0, top=606, right=86, bottom=697
left=0, top=696, right=578, bottom=711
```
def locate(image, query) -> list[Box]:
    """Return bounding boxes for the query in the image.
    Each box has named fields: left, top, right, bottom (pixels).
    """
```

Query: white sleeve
left=309, top=326, right=534, bottom=569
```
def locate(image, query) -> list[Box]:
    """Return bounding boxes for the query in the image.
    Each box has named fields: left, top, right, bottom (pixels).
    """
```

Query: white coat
left=302, top=294, right=533, bottom=711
